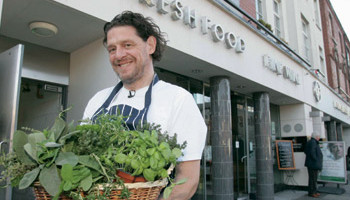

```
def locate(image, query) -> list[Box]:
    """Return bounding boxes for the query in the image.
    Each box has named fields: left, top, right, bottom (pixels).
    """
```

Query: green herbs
left=1, top=111, right=186, bottom=200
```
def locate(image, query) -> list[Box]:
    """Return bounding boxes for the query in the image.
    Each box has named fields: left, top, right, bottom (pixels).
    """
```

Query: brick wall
left=320, top=0, right=350, bottom=100
left=240, top=0, right=256, bottom=19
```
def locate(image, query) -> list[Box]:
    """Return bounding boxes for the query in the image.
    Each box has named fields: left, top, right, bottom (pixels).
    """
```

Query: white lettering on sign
left=139, top=0, right=245, bottom=53
left=263, top=55, right=300, bottom=85
left=183, top=6, right=196, bottom=28
left=157, top=0, right=169, bottom=14
left=333, top=101, right=350, bottom=116
left=170, top=0, right=183, bottom=20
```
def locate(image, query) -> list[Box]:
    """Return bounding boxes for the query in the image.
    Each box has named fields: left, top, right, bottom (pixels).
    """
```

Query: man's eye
left=125, top=43, right=132, bottom=48
left=108, top=48, right=116, bottom=53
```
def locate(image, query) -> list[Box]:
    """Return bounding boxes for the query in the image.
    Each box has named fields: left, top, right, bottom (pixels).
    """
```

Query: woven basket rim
left=34, top=177, right=167, bottom=190
left=95, top=178, right=168, bottom=190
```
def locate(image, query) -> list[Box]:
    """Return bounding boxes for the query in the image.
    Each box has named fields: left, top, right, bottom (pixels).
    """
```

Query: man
left=327, top=142, right=344, bottom=161
left=304, top=132, right=323, bottom=198
left=82, top=11, right=207, bottom=199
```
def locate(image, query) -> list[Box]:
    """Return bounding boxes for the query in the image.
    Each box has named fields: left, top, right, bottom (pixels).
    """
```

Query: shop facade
left=1, top=0, right=350, bottom=199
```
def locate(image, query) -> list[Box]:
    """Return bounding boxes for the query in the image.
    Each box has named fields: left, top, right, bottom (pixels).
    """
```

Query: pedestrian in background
left=304, top=132, right=323, bottom=198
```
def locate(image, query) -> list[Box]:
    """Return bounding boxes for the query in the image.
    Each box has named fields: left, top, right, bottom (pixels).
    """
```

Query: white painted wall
left=55, top=0, right=349, bottom=125
left=0, top=36, right=70, bottom=85
left=67, top=38, right=119, bottom=122
left=283, top=0, right=327, bottom=80
left=280, top=103, right=313, bottom=137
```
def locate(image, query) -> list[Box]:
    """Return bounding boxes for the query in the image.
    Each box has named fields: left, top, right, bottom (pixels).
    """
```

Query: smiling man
left=82, top=11, right=207, bottom=199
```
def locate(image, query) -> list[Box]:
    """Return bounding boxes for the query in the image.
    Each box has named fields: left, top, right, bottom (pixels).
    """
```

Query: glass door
left=232, top=94, right=256, bottom=199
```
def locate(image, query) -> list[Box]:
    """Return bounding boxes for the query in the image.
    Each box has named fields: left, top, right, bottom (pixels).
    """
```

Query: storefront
left=1, top=0, right=350, bottom=200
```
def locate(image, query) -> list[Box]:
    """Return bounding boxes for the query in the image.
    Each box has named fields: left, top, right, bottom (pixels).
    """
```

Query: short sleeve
left=167, top=89, right=207, bottom=161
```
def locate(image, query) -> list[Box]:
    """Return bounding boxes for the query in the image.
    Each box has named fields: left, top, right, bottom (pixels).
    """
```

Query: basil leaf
left=143, top=168, right=156, bottom=181
left=114, top=153, right=127, bottom=164
left=80, top=174, right=92, bottom=191
left=61, top=164, right=73, bottom=181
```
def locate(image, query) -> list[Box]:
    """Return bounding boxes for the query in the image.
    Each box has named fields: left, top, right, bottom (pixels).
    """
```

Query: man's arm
left=159, top=160, right=200, bottom=200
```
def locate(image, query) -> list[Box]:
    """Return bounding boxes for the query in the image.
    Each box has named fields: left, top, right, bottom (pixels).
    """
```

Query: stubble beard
left=114, top=64, right=145, bottom=86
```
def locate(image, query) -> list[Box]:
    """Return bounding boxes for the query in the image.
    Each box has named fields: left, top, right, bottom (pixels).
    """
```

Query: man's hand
left=158, top=160, right=200, bottom=200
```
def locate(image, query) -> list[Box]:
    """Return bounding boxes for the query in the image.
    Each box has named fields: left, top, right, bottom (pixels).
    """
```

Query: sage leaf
left=56, top=152, right=78, bottom=166
left=49, top=117, right=66, bottom=142
left=19, top=167, right=40, bottom=189
left=13, top=130, right=35, bottom=165
left=45, top=142, right=63, bottom=148
left=59, top=130, right=80, bottom=144
left=163, top=187, right=173, bottom=199
left=80, top=174, right=92, bottom=191
left=28, top=132, right=46, bottom=144
left=175, top=178, right=187, bottom=185
left=24, top=143, right=38, bottom=162
left=39, top=165, right=61, bottom=196
left=78, top=155, right=102, bottom=173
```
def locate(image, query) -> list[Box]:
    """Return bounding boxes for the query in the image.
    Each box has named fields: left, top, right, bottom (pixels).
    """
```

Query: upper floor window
left=273, top=0, right=282, bottom=38
left=302, top=16, right=312, bottom=62
left=319, top=46, right=326, bottom=78
left=329, top=13, right=334, bottom=37
left=314, top=0, right=321, bottom=27
left=339, top=32, right=344, bottom=53
left=256, top=0, right=263, bottom=20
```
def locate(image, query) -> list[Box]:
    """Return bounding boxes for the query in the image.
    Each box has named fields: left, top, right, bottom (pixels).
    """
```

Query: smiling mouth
left=117, top=61, right=132, bottom=67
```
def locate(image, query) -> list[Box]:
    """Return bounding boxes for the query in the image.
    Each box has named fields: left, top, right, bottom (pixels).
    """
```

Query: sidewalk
left=274, top=182, right=350, bottom=200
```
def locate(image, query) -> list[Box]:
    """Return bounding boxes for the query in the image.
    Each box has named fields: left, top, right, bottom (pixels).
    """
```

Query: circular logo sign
left=313, top=81, right=321, bottom=102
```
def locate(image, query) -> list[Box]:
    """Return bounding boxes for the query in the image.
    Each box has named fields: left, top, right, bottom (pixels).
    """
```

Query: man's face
left=329, top=143, right=344, bottom=159
left=106, top=26, right=155, bottom=86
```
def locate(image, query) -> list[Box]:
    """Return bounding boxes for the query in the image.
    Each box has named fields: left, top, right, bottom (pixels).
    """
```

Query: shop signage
left=313, top=81, right=321, bottom=102
left=318, top=141, right=346, bottom=183
left=263, top=55, right=300, bottom=85
left=333, top=100, right=350, bottom=116
left=139, top=0, right=246, bottom=53
left=275, top=140, right=295, bottom=170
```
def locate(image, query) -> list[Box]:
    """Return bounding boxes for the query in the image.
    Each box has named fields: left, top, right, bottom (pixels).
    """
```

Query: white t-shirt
left=82, top=80, right=207, bottom=161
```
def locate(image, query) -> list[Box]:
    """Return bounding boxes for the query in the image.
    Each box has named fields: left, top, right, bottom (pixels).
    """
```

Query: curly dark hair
left=103, top=11, right=167, bottom=62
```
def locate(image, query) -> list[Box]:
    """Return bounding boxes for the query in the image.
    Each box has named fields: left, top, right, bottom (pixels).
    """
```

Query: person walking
left=304, top=132, right=323, bottom=198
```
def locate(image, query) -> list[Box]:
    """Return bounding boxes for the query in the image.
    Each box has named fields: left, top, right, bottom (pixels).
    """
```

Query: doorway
left=12, top=78, right=67, bottom=200
left=232, top=94, right=256, bottom=199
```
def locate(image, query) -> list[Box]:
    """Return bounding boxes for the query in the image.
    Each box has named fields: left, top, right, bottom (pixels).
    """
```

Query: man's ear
left=146, top=36, right=157, bottom=54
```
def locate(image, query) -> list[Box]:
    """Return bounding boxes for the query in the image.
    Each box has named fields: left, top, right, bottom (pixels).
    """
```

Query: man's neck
left=123, top=69, right=155, bottom=91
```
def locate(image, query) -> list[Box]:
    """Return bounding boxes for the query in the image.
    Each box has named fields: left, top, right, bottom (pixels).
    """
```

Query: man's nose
left=115, top=47, right=126, bottom=59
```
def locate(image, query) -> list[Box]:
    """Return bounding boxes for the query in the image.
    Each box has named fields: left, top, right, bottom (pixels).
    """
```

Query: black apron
left=91, top=74, right=159, bottom=130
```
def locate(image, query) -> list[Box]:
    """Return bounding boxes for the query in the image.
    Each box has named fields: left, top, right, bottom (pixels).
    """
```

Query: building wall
left=240, top=0, right=256, bottom=18
left=58, top=0, right=350, bottom=126
left=67, top=38, right=118, bottom=122
left=319, top=0, right=349, bottom=99
left=0, top=36, right=70, bottom=85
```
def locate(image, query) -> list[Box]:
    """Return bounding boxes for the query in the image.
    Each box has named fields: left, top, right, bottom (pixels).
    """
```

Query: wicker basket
left=33, top=178, right=168, bottom=200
